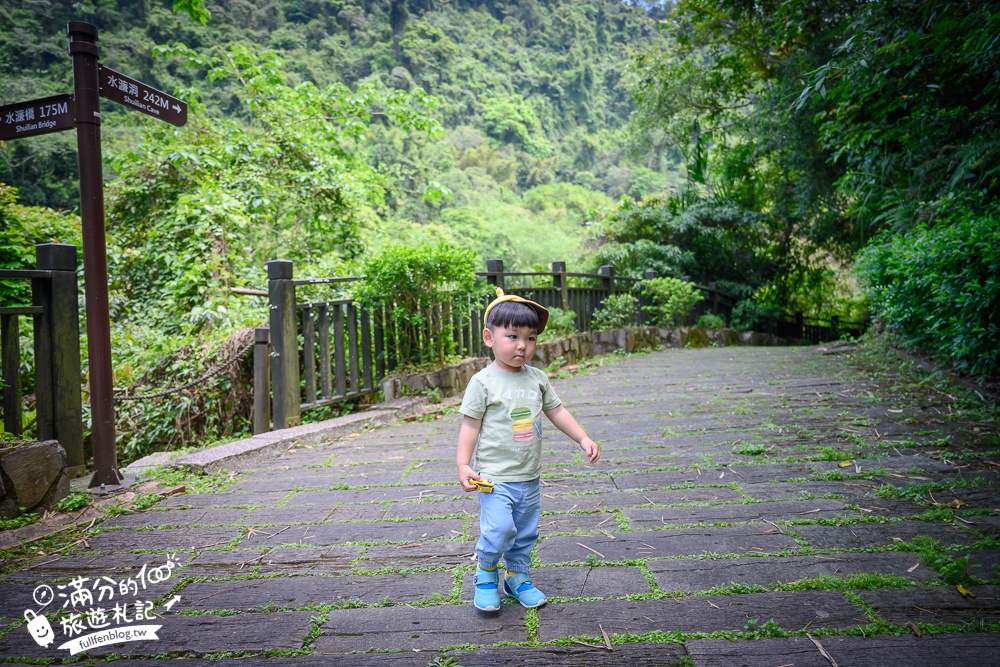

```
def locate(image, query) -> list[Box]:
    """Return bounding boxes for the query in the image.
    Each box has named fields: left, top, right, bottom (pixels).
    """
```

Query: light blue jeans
left=476, top=478, right=541, bottom=573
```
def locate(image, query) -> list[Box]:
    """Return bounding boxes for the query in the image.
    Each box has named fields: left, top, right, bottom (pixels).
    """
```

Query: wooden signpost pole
left=67, top=22, right=121, bottom=487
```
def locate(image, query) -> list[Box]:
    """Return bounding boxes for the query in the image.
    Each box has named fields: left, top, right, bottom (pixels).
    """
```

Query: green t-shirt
left=459, top=364, right=562, bottom=482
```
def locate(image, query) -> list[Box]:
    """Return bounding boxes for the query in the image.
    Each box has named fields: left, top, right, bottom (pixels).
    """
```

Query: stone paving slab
left=459, top=564, right=651, bottom=601
left=447, top=642, right=689, bottom=666
left=740, top=480, right=879, bottom=500
left=538, top=474, right=618, bottom=493
left=686, top=633, right=1000, bottom=667
left=0, top=582, right=46, bottom=619
left=793, top=521, right=979, bottom=549
left=356, top=541, right=475, bottom=570
left=536, top=525, right=802, bottom=563
left=534, top=511, right=619, bottom=535
left=963, top=547, right=1000, bottom=582
left=540, top=487, right=744, bottom=512
left=314, top=604, right=526, bottom=652
left=623, top=498, right=847, bottom=527
left=157, top=491, right=288, bottom=509
left=382, top=498, right=477, bottom=520
left=241, top=520, right=465, bottom=547
left=256, top=546, right=362, bottom=575
left=327, top=503, right=390, bottom=521
left=0, top=552, right=158, bottom=583
left=857, top=585, right=1000, bottom=625
left=181, top=548, right=270, bottom=577
left=247, top=464, right=409, bottom=481
left=241, top=506, right=334, bottom=525
left=177, top=572, right=454, bottom=610
left=101, top=508, right=249, bottom=529
left=82, top=527, right=243, bottom=553
left=287, top=487, right=462, bottom=505
left=613, top=464, right=818, bottom=489
left=536, top=590, right=864, bottom=641
left=647, top=552, right=941, bottom=592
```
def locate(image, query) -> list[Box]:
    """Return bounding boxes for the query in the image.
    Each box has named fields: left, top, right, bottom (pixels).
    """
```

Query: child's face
left=484, top=324, right=538, bottom=372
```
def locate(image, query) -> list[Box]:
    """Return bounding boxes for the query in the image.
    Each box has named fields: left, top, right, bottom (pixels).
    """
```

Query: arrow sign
left=98, top=65, right=187, bottom=127
left=0, top=94, right=75, bottom=140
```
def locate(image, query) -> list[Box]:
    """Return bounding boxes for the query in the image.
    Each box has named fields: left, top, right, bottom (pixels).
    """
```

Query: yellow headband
left=483, top=287, right=549, bottom=333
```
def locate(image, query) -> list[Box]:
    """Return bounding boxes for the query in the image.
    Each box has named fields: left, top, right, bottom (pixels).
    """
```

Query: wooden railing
left=0, top=244, right=85, bottom=477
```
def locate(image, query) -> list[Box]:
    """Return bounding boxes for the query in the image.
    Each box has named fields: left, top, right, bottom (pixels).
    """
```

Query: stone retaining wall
left=0, top=440, right=70, bottom=519
left=399, top=327, right=786, bottom=400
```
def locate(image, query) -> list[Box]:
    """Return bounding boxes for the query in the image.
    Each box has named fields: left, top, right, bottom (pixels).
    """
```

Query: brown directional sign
left=0, top=94, right=75, bottom=140
left=98, top=65, right=187, bottom=127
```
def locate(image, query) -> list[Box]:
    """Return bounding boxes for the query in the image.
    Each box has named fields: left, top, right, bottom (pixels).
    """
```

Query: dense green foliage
left=1, top=0, right=671, bottom=221
left=104, top=42, right=441, bottom=332
left=857, top=203, right=999, bottom=377
left=640, top=276, right=702, bottom=327
left=0, top=185, right=80, bottom=306
left=619, top=0, right=999, bottom=375
left=353, top=242, right=481, bottom=366
left=592, top=292, right=638, bottom=331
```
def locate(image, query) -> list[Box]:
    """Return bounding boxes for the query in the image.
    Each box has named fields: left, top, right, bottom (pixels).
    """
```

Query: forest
left=1, top=0, right=997, bottom=460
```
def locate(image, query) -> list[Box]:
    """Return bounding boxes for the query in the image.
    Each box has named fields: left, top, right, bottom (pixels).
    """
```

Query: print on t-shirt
left=510, top=406, right=534, bottom=442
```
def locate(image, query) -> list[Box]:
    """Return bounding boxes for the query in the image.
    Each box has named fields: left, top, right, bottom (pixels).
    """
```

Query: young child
left=457, top=288, right=600, bottom=612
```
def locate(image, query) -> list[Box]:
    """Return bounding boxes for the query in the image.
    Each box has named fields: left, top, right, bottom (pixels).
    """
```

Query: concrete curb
left=126, top=396, right=428, bottom=476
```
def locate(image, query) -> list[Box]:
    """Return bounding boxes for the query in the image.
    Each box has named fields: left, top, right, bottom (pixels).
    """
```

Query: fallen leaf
left=576, top=543, right=605, bottom=559
left=838, top=460, right=852, bottom=468
left=956, top=584, right=975, bottom=598
left=600, top=624, right=612, bottom=650
left=807, top=633, right=840, bottom=667
left=908, top=621, right=921, bottom=637
left=907, top=563, right=920, bottom=573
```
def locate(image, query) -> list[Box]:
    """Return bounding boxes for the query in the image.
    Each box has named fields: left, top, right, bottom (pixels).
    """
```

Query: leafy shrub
left=695, top=313, right=726, bottom=329
left=56, top=492, right=90, bottom=513
left=539, top=307, right=578, bottom=341
left=730, top=300, right=784, bottom=331
left=641, top=277, right=703, bottom=326
left=0, top=184, right=80, bottom=306
left=856, top=206, right=999, bottom=378
left=592, top=293, right=639, bottom=330
left=353, top=242, right=480, bottom=367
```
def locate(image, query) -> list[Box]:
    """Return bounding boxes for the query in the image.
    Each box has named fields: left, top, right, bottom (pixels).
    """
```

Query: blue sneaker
left=473, top=566, right=501, bottom=612
left=503, top=572, right=547, bottom=608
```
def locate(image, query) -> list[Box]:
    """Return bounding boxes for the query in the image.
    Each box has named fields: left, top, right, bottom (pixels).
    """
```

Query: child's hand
left=457, top=464, right=481, bottom=492
left=579, top=437, right=600, bottom=463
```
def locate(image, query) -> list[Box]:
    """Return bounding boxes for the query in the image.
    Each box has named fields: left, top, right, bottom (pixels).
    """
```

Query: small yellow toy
left=470, top=478, right=494, bottom=493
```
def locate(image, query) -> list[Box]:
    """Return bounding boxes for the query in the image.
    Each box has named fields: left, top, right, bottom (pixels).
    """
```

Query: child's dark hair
left=486, top=301, right=539, bottom=331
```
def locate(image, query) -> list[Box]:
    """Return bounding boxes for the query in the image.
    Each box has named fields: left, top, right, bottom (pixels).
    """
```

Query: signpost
left=99, top=66, right=187, bottom=127
left=1, top=22, right=187, bottom=487
left=0, top=95, right=75, bottom=141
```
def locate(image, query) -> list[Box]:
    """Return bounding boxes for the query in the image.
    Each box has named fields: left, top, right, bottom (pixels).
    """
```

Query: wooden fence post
left=599, top=265, right=615, bottom=292
left=795, top=311, right=804, bottom=339
left=640, top=270, right=656, bottom=326
left=34, top=243, right=84, bottom=476
left=0, top=313, right=20, bottom=438
left=552, top=261, right=569, bottom=312
left=708, top=281, right=719, bottom=315
left=253, top=326, right=271, bottom=434
left=268, top=260, right=300, bottom=429
left=485, top=258, right=505, bottom=291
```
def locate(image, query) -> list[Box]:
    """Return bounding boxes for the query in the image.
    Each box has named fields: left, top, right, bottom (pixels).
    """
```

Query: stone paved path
left=2, top=346, right=999, bottom=665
